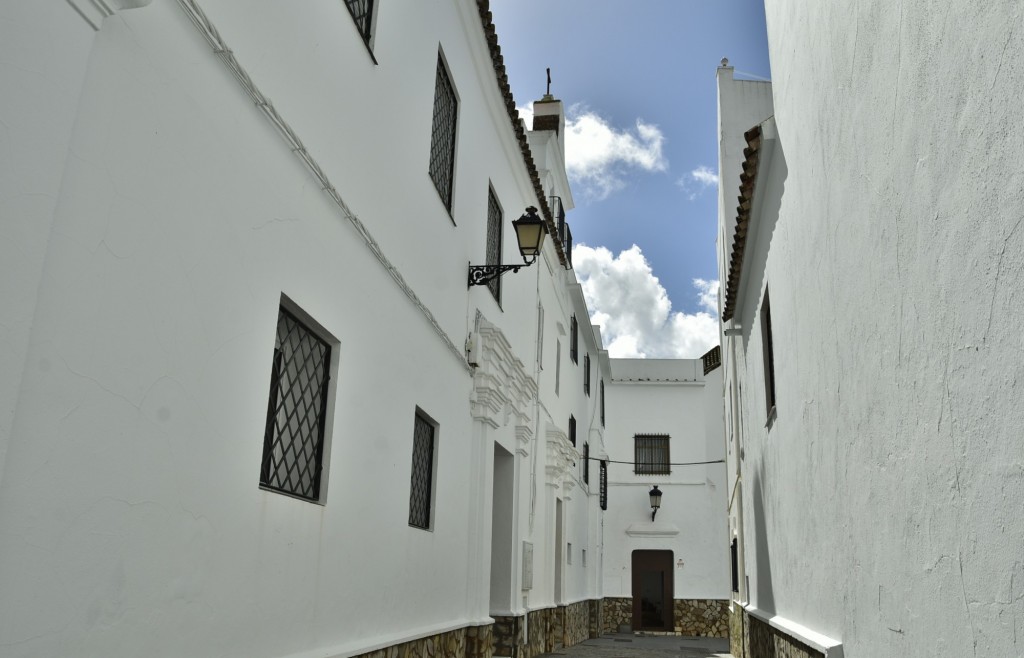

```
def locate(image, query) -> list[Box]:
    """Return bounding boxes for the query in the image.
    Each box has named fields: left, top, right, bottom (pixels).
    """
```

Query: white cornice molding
left=67, top=0, right=151, bottom=31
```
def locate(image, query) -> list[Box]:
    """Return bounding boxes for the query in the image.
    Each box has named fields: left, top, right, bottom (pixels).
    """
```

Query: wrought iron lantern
left=649, top=485, right=663, bottom=521
left=468, top=206, right=547, bottom=287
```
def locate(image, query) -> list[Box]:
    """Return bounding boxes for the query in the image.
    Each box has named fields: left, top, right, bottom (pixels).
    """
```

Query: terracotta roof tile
left=722, top=125, right=763, bottom=322
left=476, top=1, right=569, bottom=268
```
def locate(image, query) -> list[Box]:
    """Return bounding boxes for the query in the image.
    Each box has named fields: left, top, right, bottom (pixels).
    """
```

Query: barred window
left=570, top=314, right=579, bottom=364
left=761, top=288, right=777, bottom=416
left=583, top=442, right=590, bottom=484
left=583, top=353, right=591, bottom=396
left=428, top=55, right=458, bottom=212
left=408, top=411, right=436, bottom=529
left=486, top=187, right=503, bottom=301
left=731, top=538, right=740, bottom=593
left=261, top=307, right=332, bottom=502
left=569, top=415, right=576, bottom=447
left=600, top=379, right=605, bottom=427
left=343, top=0, right=374, bottom=49
left=634, top=434, right=670, bottom=475
left=599, top=460, right=608, bottom=510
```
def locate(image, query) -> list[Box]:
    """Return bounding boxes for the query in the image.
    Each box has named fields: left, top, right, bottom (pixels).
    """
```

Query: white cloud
left=573, top=244, right=720, bottom=359
left=676, top=165, right=719, bottom=201
left=518, top=103, right=667, bottom=200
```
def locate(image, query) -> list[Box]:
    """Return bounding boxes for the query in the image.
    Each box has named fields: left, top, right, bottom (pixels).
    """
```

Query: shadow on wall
left=750, top=468, right=775, bottom=615
left=740, top=138, right=787, bottom=358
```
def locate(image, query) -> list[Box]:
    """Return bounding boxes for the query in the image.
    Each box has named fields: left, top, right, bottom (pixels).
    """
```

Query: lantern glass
left=512, top=207, right=547, bottom=261
left=649, top=485, right=662, bottom=510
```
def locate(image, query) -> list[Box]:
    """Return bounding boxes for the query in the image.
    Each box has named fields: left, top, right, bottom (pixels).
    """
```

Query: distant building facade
left=717, top=2, right=1024, bottom=656
left=601, top=354, right=729, bottom=638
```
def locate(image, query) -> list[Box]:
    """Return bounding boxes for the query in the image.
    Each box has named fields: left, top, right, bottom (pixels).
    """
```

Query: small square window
left=408, top=411, right=437, bottom=529
left=634, top=434, right=670, bottom=475
left=261, top=307, right=333, bottom=502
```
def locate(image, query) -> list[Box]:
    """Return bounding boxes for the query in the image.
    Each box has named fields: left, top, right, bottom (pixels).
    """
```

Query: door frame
left=631, top=549, right=674, bottom=632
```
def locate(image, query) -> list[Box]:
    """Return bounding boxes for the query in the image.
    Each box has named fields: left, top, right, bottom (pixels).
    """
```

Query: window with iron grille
left=564, top=223, right=573, bottom=269
left=570, top=314, right=578, bottom=364
left=261, top=307, right=332, bottom=502
left=731, top=538, right=740, bottom=593
left=600, top=379, right=605, bottom=427
left=485, top=187, right=503, bottom=301
left=599, top=460, right=608, bottom=510
left=761, top=288, right=777, bottom=416
left=569, top=415, right=576, bottom=447
left=583, top=442, right=590, bottom=484
left=408, top=411, right=436, bottom=529
left=428, top=54, right=458, bottom=213
left=583, top=353, right=591, bottom=396
left=343, top=0, right=374, bottom=49
left=634, top=434, right=670, bottom=475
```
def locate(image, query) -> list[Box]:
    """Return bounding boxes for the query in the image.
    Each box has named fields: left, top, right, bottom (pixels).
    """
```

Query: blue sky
left=491, top=0, right=770, bottom=357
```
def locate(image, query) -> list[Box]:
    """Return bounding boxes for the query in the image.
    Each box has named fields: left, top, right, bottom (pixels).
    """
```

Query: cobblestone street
left=540, top=634, right=733, bottom=658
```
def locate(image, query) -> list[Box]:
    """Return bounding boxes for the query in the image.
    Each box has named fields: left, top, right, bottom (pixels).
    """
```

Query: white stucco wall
left=602, top=359, right=729, bottom=602
left=0, top=2, right=607, bottom=656
left=722, top=1, right=1024, bottom=655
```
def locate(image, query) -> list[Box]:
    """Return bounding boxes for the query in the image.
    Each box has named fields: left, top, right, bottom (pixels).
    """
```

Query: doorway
left=631, top=550, right=673, bottom=631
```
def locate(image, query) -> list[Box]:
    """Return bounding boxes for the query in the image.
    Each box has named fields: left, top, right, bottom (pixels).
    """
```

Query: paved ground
left=539, top=634, right=733, bottom=658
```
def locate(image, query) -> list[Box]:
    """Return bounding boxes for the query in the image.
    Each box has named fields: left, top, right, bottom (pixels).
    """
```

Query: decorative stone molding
left=67, top=0, right=152, bottom=31
left=470, top=316, right=538, bottom=429
left=545, top=422, right=575, bottom=486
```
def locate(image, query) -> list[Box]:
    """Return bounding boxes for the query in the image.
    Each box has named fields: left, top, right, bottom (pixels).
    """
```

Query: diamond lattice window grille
left=428, top=56, right=458, bottom=212
left=261, top=308, right=332, bottom=502
left=408, top=412, right=435, bottom=529
left=343, top=0, right=374, bottom=46
left=486, top=188, right=503, bottom=301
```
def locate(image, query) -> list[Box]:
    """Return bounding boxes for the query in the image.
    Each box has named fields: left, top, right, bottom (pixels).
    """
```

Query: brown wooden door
left=632, top=550, right=673, bottom=631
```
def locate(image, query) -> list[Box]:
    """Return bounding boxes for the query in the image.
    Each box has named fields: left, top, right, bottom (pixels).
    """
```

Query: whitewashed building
left=0, top=1, right=616, bottom=657
left=601, top=354, right=730, bottom=637
left=717, top=2, right=1024, bottom=656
